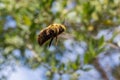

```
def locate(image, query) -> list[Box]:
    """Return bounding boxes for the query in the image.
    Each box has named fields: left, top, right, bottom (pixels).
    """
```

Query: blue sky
left=9, top=66, right=47, bottom=80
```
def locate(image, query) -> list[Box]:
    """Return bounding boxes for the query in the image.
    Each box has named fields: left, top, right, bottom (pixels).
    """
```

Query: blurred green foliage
left=0, top=0, right=120, bottom=80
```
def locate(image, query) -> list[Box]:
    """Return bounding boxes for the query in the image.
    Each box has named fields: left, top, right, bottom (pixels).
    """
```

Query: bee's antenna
left=63, top=18, right=69, bottom=28
left=62, top=18, right=67, bottom=27
left=62, top=18, right=65, bottom=24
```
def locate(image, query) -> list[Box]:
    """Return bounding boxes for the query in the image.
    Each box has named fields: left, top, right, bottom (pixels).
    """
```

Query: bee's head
left=60, top=25, right=66, bottom=31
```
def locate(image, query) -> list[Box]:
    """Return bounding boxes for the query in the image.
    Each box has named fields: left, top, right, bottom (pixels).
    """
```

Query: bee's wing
left=58, top=33, right=74, bottom=39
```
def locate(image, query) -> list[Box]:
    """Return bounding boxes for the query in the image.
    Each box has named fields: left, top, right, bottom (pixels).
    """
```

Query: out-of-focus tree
left=0, top=0, right=120, bottom=80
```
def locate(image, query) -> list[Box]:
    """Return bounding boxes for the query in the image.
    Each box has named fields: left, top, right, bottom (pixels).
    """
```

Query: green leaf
left=98, top=36, right=105, bottom=49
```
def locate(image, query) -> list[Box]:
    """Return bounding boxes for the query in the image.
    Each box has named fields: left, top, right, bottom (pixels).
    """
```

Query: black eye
left=59, top=26, right=64, bottom=32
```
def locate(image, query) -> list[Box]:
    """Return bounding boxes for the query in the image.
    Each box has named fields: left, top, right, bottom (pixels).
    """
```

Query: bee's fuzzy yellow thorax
left=49, top=23, right=66, bottom=30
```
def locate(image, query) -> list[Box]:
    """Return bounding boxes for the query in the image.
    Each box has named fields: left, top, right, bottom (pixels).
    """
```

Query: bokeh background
left=0, top=0, right=120, bottom=80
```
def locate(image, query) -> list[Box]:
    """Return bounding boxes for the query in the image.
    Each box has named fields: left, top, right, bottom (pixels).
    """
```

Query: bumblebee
left=38, top=24, right=66, bottom=47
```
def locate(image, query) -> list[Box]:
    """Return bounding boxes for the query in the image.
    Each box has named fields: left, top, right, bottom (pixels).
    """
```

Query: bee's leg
left=55, top=36, right=58, bottom=46
left=49, top=38, right=54, bottom=47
